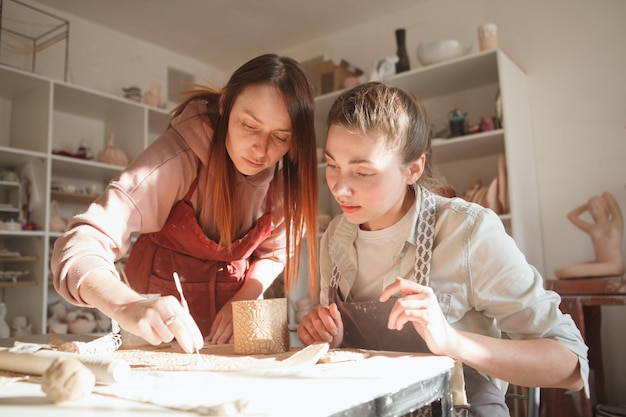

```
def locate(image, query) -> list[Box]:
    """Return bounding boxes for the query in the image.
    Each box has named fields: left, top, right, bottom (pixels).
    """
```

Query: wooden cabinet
left=0, top=64, right=169, bottom=333
left=313, top=49, right=545, bottom=275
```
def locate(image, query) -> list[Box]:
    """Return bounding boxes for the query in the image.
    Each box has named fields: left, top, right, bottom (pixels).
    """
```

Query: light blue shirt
left=319, top=191, right=589, bottom=394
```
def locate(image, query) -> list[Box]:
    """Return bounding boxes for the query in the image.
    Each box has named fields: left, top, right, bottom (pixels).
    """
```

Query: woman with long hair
left=52, top=54, right=318, bottom=352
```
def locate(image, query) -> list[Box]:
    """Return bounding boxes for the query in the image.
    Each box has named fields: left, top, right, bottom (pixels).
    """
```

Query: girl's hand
left=297, top=303, right=343, bottom=348
left=116, top=295, right=204, bottom=354
left=208, top=302, right=235, bottom=345
left=380, top=277, right=458, bottom=356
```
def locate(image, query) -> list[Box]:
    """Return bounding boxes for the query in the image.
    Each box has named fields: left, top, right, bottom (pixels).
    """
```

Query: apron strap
left=414, top=186, right=436, bottom=286
left=330, top=185, right=437, bottom=291
left=184, top=170, right=201, bottom=202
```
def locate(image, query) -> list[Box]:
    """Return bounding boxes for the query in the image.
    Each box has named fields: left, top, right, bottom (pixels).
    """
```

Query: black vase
left=395, top=28, right=410, bottom=74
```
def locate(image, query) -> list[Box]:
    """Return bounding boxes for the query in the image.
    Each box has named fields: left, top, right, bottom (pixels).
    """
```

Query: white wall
left=285, top=0, right=626, bottom=403
left=6, top=0, right=625, bottom=405
left=62, top=16, right=228, bottom=105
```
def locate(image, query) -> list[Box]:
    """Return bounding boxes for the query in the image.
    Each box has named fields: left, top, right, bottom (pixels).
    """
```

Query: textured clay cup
left=232, top=298, right=289, bottom=355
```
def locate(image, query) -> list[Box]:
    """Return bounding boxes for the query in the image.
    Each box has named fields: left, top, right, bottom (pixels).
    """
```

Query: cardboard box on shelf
left=315, top=59, right=363, bottom=95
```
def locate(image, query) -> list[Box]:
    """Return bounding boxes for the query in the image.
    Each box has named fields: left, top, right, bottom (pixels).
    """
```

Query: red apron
left=125, top=174, right=273, bottom=336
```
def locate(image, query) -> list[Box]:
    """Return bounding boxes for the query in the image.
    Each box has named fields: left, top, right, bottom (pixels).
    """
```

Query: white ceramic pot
left=416, top=40, right=472, bottom=66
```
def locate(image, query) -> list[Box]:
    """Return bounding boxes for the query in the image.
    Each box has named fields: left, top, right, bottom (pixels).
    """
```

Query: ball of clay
left=41, top=357, right=96, bottom=403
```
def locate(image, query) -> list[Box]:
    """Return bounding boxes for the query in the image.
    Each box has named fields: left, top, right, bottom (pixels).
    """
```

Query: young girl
left=297, top=82, right=588, bottom=416
left=51, top=54, right=318, bottom=353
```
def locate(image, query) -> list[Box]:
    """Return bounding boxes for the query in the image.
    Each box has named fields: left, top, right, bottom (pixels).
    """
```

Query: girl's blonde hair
left=327, top=81, right=439, bottom=190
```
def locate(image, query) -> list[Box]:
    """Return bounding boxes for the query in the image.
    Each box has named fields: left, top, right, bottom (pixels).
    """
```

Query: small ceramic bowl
left=416, top=40, right=471, bottom=66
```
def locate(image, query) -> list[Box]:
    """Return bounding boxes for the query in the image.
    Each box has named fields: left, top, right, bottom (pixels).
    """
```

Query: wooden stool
left=542, top=276, right=626, bottom=417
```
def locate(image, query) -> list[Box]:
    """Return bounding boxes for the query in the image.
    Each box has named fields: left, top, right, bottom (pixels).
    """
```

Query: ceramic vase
left=395, top=28, right=410, bottom=74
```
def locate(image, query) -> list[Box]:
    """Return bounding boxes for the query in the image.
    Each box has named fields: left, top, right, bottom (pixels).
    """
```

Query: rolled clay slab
left=232, top=298, right=288, bottom=355
left=0, top=348, right=130, bottom=383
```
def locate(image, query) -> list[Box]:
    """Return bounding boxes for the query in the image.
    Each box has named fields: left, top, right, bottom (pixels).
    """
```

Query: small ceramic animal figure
left=370, top=56, right=399, bottom=82
left=555, top=192, right=625, bottom=279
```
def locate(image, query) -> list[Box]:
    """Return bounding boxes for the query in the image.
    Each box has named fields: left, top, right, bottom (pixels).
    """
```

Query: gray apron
left=328, top=187, right=509, bottom=417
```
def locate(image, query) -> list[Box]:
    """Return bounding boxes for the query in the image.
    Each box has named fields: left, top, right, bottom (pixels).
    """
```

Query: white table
left=0, top=335, right=454, bottom=417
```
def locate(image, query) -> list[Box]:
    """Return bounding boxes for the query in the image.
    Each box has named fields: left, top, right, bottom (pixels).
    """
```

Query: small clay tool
left=173, top=272, right=200, bottom=357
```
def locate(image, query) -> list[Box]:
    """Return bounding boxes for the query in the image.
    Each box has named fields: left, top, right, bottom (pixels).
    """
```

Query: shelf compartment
left=53, top=83, right=146, bottom=166
left=0, top=280, right=36, bottom=288
left=51, top=154, right=123, bottom=183
left=389, top=50, right=498, bottom=99
left=50, top=189, right=97, bottom=204
left=432, top=129, right=505, bottom=164
left=0, top=66, right=51, bottom=153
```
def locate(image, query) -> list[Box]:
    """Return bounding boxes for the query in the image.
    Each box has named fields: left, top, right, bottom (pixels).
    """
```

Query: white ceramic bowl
left=416, top=40, right=471, bottom=66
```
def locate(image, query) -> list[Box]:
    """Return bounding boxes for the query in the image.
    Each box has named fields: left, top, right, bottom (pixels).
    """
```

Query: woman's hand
left=380, top=277, right=458, bottom=356
left=207, top=302, right=235, bottom=344
left=116, top=295, right=204, bottom=354
left=297, top=303, right=343, bottom=348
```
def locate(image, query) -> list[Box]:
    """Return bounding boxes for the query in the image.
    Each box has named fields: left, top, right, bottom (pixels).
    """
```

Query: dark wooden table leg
left=584, top=305, right=604, bottom=406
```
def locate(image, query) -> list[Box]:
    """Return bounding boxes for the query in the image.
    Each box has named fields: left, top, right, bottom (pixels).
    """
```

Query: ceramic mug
left=232, top=298, right=288, bottom=355
left=478, top=23, right=498, bottom=50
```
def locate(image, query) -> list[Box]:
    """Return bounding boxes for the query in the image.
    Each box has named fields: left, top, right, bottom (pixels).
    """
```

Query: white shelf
left=432, top=129, right=505, bottom=163
left=0, top=63, right=166, bottom=334
left=314, top=49, right=544, bottom=277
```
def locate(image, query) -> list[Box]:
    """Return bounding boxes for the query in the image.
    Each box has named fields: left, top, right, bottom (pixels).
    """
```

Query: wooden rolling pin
left=0, top=348, right=130, bottom=384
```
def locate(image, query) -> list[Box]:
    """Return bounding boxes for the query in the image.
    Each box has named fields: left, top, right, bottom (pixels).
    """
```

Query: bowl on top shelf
left=416, top=40, right=472, bottom=66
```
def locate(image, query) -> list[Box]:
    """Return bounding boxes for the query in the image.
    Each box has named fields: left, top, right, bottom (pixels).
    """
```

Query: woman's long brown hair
left=172, top=54, right=318, bottom=296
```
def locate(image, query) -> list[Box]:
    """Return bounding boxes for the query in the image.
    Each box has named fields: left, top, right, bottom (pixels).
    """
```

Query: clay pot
left=66, top=309, right=97, bottom=334
left=97, top=133, right=128, bottom=167
left=68, top=318, right=97, bottom=335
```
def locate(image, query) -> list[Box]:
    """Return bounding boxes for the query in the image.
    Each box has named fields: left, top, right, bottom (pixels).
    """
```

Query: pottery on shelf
left=395, top=28, right=410, bottom=73
left=122, top=85, right=142, bottom=102
left=47, top=318, right=69, bottom=334
left=66, top=309, right=97, bottom=334
left=97, top=133, right=129, bottom=167
left=416, top=40, right=472, bottom=66
left=142, top=81, right=162, bottom=107
left=11, top=315, right=32, bottom=337
left=49, top=200, right=68, bottom=233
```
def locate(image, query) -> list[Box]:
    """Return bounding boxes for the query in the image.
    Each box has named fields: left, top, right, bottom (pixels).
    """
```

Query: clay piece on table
left=41, top=357, right=96, bottom=403
left=318, top=348, right=370, bottom=364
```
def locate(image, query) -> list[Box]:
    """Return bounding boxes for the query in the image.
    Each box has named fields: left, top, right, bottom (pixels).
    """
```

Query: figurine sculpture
left=555, top=192, right=625, bottom=279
